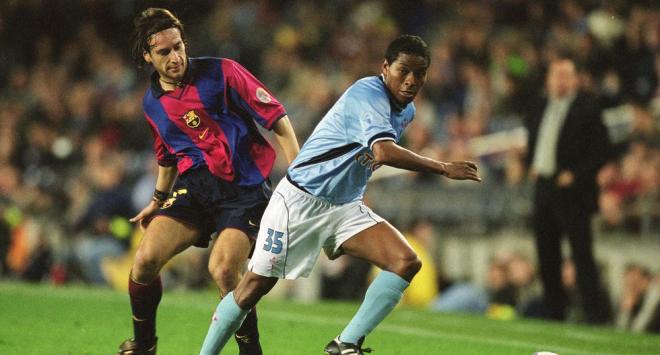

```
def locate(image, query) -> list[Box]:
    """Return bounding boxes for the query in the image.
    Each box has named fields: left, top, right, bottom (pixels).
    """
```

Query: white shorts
left=248, top=177, right=384, bottom=279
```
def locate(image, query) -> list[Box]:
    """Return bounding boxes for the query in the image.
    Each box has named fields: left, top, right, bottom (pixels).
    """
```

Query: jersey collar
left=150, top=58, right=194, bottom=98
left=379, top=74, right=406, bottom=113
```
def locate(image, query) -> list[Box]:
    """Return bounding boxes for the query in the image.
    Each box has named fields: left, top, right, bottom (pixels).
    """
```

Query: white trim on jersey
left=369, top=136, right=396, bottom=151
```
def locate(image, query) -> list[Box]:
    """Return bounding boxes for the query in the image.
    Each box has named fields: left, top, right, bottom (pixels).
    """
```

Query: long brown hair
left=130, top=8, right=186, bottom=68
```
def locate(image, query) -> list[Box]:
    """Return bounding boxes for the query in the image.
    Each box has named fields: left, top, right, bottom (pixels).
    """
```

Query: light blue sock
left=340, top=271, right=409, bottom=344
left=199, top=292, right=249, bottom=355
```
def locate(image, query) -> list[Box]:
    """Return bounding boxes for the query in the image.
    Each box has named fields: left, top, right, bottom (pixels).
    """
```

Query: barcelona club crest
left=182, top=110, right=201, bottom=128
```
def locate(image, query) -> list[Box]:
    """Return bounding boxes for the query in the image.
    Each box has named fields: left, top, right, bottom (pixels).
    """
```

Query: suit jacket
left=524, top=92, right=613, bottom=213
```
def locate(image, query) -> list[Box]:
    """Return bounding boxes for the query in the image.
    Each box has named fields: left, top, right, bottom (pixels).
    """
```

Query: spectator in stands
left=524, top=53, right=613, bottom=324
left=598, top=94, right=659, bottom=233
left=598, top=140, right=656, bottom=230
left=432, top=254, right=517, bottom=316
left=506, top=252, right=542, bottom=316
left=73, top=151, right=134, bottom=284
left=616, top=264, right=660, bottom=333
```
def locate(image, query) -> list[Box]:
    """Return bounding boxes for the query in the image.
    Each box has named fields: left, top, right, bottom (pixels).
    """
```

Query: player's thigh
left=341, top=221, right=418, bottom=276
left=135, top=216, right=199, bottom=270
left=209, top=228, right=253, bottom=272
left=249, top=187, right=328, bottom=279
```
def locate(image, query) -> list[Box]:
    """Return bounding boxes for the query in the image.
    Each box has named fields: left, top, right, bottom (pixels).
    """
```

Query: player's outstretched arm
left=272, top=115, right=300, bottom=165
left=372, top=140, right=481, bottom=182
left=130, top=165, right=178, bottom=228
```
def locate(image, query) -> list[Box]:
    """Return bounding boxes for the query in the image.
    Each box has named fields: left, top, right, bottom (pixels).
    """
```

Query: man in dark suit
left=525, top=55, right=613, bottom=324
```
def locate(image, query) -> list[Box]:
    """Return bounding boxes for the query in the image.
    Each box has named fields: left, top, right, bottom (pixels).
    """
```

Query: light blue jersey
left=287, top=75, right=415, bottom=204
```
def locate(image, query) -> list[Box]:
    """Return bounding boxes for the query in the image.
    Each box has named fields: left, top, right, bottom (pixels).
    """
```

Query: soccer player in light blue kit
left=200, top=35, right=481, bottom=355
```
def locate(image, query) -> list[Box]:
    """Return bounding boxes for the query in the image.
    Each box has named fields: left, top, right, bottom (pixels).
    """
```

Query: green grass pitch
left=0, top=281, right=658, bottom=354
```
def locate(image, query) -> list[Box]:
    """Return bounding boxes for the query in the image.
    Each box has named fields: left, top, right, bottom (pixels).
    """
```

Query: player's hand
left=528, top=168, right=539, bottom=182
left=556, top=170, right=574, bottom=188
left=442, top=161, right=482, bottom=182
left=129, top=200, right=161, bottom=230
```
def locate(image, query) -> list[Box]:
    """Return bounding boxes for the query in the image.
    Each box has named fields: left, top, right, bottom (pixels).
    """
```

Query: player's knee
left=393, top=253, right=422, bottom=281
left=208, top=262, right=240, bottom=293
left=233, top=284, right=260, bottom=310
left=406, top=254, right=423, bottom=277
left=132, top=250, right=162, bottom=283
left=234, top=275, right=276, bottom=309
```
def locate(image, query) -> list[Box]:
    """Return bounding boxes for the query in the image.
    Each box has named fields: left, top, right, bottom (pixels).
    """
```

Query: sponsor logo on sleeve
left=256, top=87, right=272, bottom=103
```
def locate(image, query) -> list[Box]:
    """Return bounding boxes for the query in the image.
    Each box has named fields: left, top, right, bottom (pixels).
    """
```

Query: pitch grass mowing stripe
left=160, top=294, right=628, bottom=354
left=394, top=309, right=628, bottom=345
left=159, top=297, right=623, bottom=354
left=257, top=309, right=612, bottom=355
left=161, top=296, right=636, bottom=354
left=0, top=283, right=639, bottom=353
left=2, top=282, right=658, bottom=354
left=391, top=306, right=660, bottom=351
left=2, top=281, right=637, bottom=349
left=384, top=309, right=660, bottom=353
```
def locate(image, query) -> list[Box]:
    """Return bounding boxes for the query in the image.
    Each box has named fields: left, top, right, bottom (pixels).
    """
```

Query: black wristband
left=153, top=189, right=169, bottom=204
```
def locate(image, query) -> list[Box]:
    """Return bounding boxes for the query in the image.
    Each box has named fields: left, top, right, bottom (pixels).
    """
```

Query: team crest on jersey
left=182, top=110, right=201, bottom=128
left=256, top=87, right=272, bottom=103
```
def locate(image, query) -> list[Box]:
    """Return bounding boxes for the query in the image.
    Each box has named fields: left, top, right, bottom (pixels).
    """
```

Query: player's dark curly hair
left=384, top=35, right=431, bottom=66
left=130, top=8, right=186, bottom=68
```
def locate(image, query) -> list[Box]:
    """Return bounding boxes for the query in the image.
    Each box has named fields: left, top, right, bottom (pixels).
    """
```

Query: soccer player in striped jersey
left=199, top=35, right=480, bottom=355
left=118, top=8, right=299, bottom=355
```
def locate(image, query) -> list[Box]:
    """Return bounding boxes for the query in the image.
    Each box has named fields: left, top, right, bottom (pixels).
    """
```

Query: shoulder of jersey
left=347, top=76, right=385, bottom=98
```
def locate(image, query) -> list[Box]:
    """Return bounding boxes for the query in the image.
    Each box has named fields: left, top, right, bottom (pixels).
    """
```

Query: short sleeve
left=222, top=59, right=287, bottom=130
left=145, top=115, right=176, bottom=167
left=344, top=84, right=396, bottom=150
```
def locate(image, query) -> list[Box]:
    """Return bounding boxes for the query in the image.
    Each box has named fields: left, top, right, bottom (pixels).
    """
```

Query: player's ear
left=382, top=60, right=389, bottom=76
left=143, top=50, right=152, bottom=65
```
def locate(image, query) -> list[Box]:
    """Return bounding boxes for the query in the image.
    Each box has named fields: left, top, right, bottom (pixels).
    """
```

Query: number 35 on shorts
left=262, top=228, right=284, bottom=254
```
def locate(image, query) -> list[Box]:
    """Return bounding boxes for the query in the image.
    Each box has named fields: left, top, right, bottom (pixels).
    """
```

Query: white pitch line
left=259, top=309, right=620, bottom=355
left=394, top=311, right=620, bottom=344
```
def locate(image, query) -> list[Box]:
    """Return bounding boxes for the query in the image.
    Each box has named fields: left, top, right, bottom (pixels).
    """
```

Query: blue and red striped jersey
left=143, top=57, right=287, bottom=186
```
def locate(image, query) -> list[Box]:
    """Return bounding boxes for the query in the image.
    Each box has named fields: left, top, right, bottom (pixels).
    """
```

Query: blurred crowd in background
left=0, top=0, right=658, bottom=332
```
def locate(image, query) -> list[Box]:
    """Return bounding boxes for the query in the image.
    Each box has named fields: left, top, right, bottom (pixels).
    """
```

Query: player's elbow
left=272, top=115, right=292, bottom=135
left=371, top=141, right=396, bottom=164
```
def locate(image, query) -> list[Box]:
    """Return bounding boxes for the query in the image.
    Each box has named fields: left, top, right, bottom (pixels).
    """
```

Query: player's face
left=382, top=53, right=428, bottom=105
left=143, top=27, right=187, bottom=82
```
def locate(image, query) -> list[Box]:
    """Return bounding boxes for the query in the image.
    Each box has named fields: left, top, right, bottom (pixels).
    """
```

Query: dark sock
left=129, top=275, right=162, bottom=348
left=235, top=306, right=260, bottom=342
